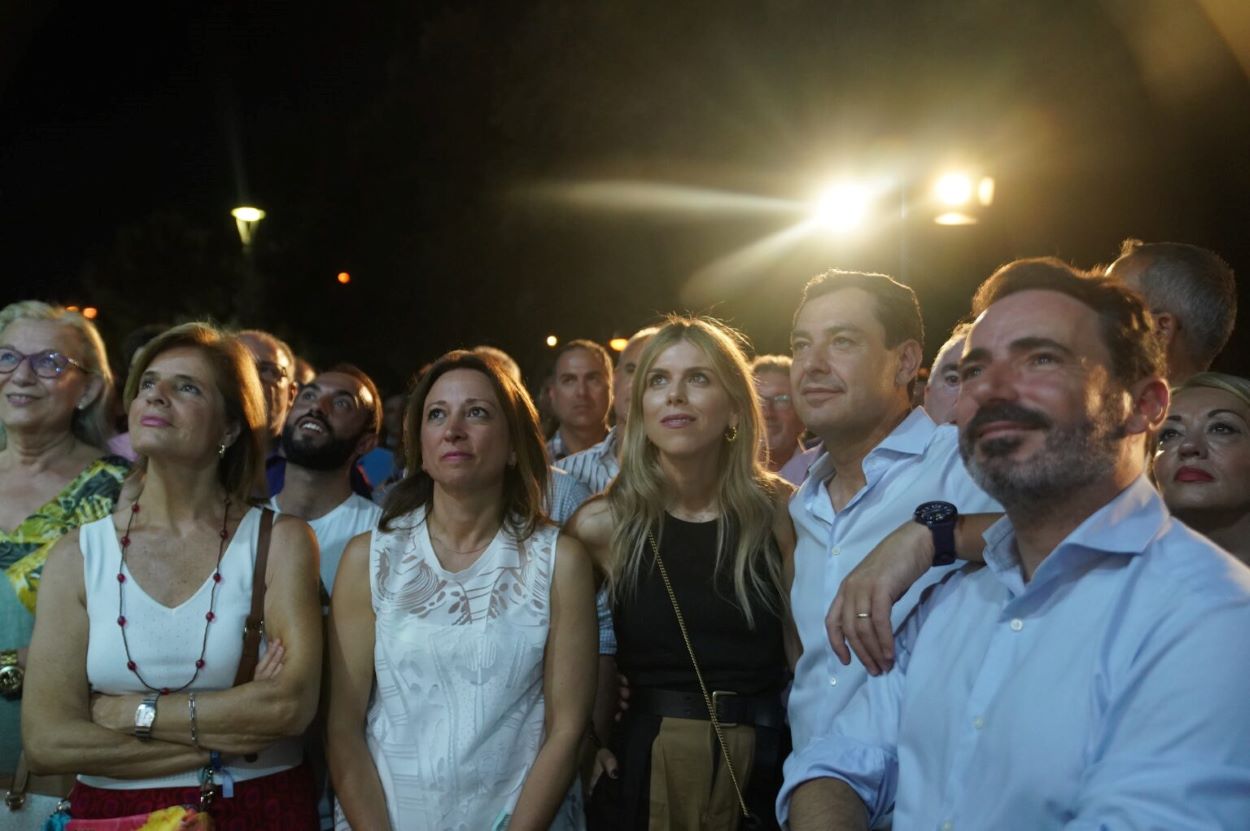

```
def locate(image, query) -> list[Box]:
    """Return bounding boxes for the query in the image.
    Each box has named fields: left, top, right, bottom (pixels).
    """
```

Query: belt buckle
left=711, top=690, right=738, bottom=728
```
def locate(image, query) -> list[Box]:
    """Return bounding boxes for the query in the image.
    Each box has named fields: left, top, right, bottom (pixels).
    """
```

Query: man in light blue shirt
left=782, top=258, right=1250, bottom=829
left=781, top=271, right=1000, bottom=804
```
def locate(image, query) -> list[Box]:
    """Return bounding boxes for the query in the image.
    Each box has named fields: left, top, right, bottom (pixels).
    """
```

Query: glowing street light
left=608, top=337, right=629, bottom=352
left=811, top=182, right=871, bottom=232
left=82, top=306, right=99, bottom=320
left=934, top=172, right=975, bottom=207
left=337, top=272, right=351, bottom=285
left=546, top=335, right=559, bottom=347
left=230, top=206, right=266, bottom=247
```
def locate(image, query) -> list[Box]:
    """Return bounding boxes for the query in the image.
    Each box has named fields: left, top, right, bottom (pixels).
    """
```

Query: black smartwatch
left=914, top=501, right=959, bottom=566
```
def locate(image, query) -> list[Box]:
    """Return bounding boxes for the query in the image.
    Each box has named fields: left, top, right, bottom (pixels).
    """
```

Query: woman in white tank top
left=326, top=350, right=597, bottom=830
left=22, top=323, right=323, bottom=829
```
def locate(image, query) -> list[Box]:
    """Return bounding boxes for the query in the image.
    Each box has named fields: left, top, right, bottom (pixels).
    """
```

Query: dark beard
left=959, top=401, right=1125, bottom=509
left=281, top=421, right=360, bottom=472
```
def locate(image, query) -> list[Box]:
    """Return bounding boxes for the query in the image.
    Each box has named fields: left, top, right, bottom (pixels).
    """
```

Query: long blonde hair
left=607, top=316, right=786, bottom=628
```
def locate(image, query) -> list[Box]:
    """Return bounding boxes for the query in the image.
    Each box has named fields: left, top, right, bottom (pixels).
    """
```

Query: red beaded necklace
left=116, top=498, right=231, bottom=694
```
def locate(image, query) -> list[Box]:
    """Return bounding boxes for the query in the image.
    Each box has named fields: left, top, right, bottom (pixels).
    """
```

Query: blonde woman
left=567, top=316, right=797, bottom=830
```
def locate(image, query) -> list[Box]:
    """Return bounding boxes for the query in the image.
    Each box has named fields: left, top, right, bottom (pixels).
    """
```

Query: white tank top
left=342, top=505, right=583, bottom=830
left=79, top=507, right=302, bottom=789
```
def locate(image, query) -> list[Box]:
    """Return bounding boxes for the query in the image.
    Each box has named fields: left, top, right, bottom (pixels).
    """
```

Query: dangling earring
left=724, top=424, right=738, bottom=443
left=218, top=443, right=227, bottom=458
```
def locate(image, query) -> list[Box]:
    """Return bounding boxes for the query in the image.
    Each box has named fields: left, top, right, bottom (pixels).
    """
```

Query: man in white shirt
left=781, top=270, right=1000, bottom=823
left=272, top=364, right=383, bottom=602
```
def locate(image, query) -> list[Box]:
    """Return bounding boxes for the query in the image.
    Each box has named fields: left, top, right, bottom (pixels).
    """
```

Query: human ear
left=894, top=340, right=924, bottom=388
left=1125, top=376, right=1169, bottom=436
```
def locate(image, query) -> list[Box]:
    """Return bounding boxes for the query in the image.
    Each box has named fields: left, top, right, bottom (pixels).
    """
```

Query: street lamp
left=811, top=182, right=872, bottom=233
left=231, top=206, right=266, bottom=247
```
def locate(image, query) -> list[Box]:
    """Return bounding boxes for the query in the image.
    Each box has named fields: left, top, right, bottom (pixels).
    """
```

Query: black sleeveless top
left=614, top=513, right=788, bottom=696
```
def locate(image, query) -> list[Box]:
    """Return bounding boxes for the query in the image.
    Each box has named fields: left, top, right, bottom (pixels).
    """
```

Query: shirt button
left=829, top=676, right=838, bottom=687
left=1010, top=618, right=1024, bottom=631
left=830, top=545, right=841, bottom=556
left=972, top=716, right=984, bottom=730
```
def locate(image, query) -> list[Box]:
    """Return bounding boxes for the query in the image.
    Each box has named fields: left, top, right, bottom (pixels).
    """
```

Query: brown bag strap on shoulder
left=232, top=508, right=274, bottom=687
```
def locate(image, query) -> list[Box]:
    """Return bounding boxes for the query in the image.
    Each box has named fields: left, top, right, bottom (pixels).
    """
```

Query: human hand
left=89, top=690, right=136, bottom=733
left=614, top=672, right=630, bottom=722
left=253, top=638, right=285, bottom=681
left=825, top=521, right=933, bottom=675
left=589, top=747, right=620, bottom=791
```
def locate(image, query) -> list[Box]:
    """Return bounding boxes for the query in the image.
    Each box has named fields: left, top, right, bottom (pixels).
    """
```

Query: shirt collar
left=982, top=474, right=1167, bottom=588
left=798, top=406, right=938, bottom=517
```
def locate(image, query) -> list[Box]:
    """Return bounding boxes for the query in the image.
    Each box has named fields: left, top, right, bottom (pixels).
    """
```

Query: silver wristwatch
left=134, top=694, right=159, bottom=741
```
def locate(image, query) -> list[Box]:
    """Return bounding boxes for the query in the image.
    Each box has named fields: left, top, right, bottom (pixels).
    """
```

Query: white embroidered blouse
left=340, top=505, right=582, bottom=830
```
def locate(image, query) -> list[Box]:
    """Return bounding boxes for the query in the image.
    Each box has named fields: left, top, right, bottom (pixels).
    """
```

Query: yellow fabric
left=1, top=456, right=127, bottom=614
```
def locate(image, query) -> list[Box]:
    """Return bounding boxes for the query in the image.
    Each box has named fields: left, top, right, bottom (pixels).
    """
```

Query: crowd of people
left=2, top=236, right=1248, bottom=831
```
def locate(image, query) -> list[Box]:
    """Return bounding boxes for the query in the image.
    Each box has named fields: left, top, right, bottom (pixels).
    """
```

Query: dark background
left=4, top=0, right=1249, bottom=393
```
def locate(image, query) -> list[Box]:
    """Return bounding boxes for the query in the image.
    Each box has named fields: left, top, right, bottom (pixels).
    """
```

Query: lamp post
left=231, top=206, right=266, bottom=320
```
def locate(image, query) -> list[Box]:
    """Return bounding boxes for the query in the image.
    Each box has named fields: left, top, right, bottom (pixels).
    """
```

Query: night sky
left=4, top=0, right=1249, bottom=393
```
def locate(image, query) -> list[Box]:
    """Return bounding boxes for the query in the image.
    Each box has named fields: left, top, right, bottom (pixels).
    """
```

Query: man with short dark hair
left=271, top=364, right=383, bottom=600
left=546, top=339, right=612, bottom=461
left=784, top=258, right=1250, bottom=830
left=1105, top=239, right=1237, bottom=383
left=559, top=327, right=657, bottom=493
left=782, top=269, right=1000, bottom=823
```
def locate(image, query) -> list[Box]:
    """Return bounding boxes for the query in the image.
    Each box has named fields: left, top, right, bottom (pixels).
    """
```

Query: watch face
left=916, top=501, right=957, bottom=525
left=136, top=704, right=157, bottom=729
left=0, top=665, right=21, bottom=694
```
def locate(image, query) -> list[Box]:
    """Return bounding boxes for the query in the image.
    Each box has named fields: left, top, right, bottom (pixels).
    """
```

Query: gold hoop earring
left=724, top=425, right=738, bottom=443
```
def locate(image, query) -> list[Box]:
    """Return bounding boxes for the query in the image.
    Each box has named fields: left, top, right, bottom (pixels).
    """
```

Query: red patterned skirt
left=67, top=764, right=318, bottom=831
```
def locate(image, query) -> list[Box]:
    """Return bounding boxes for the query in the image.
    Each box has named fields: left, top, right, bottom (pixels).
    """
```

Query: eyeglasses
left=759, top=392, right=793, bottom=410
left=255, top=361, right=290, bottom=384
left=0, top=348, right=89, bottom=379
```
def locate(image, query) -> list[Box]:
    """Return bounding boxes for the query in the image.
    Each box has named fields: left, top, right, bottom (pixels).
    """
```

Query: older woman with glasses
left=0, top=301, right=129, bottom=784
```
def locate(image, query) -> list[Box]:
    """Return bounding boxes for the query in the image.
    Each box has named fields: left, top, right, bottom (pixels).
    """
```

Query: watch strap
left=931, top=521, right=958, bottom=566
left=135, top=693, right=159, bottom=741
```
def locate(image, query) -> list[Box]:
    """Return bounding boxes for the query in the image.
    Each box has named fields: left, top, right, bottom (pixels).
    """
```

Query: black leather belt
left=631, top=687, right=786, bottom=730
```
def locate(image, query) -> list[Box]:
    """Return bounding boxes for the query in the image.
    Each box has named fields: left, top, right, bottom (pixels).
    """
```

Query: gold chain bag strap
left=646, top=530, right=760, bottom=828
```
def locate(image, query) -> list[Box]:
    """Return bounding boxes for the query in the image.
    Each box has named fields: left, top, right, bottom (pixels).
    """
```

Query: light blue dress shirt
left=780, top=476, right=1250, bottom=830
left=786, top=407, right=999, bottom=756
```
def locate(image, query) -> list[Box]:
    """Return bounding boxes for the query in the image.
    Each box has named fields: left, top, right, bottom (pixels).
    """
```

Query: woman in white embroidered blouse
left=326, top=349, right=596, bottom=831
left=22, top=323, right=323, bottom=828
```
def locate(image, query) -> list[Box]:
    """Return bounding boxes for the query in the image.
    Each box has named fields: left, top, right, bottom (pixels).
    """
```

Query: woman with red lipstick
left=0, top=300, right=128, bottom=788
left=1155, top=372, right=1250, bottom=565
left=568, top=316, right=797, bottom=830
left=22, top=323, right=323, bottom=828
left=325, top=350, right=596, bottom=830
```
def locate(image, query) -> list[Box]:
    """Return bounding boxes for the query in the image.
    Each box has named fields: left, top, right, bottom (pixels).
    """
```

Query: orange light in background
left=82, top=307, right=99, bottom=319
left=546, top=335, right=559, bottom=348
left=608, top=337, right=629, bottom=352
left=66, top=305, right=80, bottom=312
left=337, top=272, right=351, bottom=285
